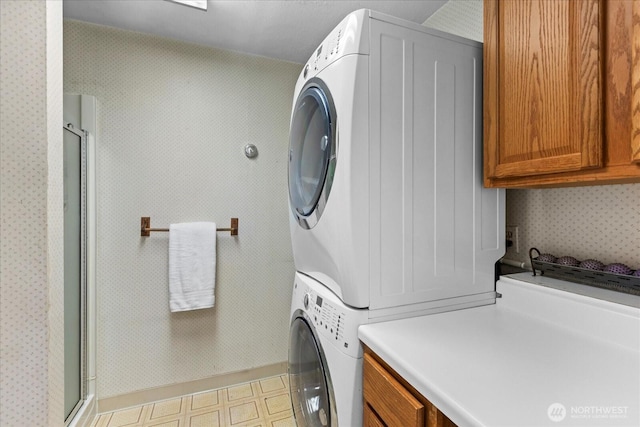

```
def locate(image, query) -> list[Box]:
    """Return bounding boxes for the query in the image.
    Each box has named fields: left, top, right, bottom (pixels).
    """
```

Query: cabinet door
left=633, top=0, right=640, bottom=162
left=363, top=353, right=424, bottom=427
left=484, top=0, right=603, bottom=180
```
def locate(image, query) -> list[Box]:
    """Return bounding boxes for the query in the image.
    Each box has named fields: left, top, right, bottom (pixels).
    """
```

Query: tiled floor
left=90, top=375, right=295, bottom=427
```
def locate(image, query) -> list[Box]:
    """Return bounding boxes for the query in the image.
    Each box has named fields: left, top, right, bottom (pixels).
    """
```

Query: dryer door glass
left=289, top=317, right=332, bottom=427
left=289, top=80, right=336, bottom=229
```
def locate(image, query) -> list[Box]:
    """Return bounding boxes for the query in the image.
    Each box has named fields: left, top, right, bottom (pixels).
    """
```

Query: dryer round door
left=288, top=310, right=336, bottom=427
left=288, top=78, right=337, bottom=229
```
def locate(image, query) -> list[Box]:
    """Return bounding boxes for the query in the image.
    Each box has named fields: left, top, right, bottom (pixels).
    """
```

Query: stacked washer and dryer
left=286, top=9, right=505, bottom=427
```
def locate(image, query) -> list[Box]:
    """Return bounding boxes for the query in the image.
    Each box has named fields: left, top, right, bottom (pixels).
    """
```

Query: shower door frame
left=63, top=123, right=88, bottom=426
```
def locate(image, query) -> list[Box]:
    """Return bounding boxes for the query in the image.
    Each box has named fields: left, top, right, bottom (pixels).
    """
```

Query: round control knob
left=303, top=293, right=311, bottom=310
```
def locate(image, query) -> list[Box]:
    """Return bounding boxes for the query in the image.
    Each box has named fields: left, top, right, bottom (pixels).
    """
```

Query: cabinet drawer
left=364, top=403, right=387, bottom=427
left=363, top=352, right=425, bottom=427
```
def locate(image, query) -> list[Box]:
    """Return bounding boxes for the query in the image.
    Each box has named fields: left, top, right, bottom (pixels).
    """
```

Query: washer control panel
left=308, top=291, right=346, bottom=347
left=293, top=274, right=368, bottom=359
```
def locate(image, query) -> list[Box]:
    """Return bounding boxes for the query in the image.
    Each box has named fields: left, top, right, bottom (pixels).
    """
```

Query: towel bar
left=141, top=217, right=238, bottom=236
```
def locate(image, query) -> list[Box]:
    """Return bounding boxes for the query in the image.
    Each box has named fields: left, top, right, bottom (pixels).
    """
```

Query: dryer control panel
left=293, top=273, right=369, bottom=359
left=302, top=9, right=370, bottom=81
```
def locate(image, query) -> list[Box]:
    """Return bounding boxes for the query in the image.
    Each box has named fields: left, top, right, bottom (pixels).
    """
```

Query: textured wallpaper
left=506, top=185, right=640, bottom=269
left=0, top=1, right=64, bottom=426
left=63, top=21, right=300, bottom=399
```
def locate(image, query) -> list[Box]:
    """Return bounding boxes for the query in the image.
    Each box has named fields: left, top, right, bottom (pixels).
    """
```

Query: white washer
left=288, top=273, right=369, bottom=427
left=288, top=9, right=505, bottom=311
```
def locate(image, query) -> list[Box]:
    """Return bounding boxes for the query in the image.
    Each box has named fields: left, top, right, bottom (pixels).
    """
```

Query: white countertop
left=358, top=274, right=640, bottom=427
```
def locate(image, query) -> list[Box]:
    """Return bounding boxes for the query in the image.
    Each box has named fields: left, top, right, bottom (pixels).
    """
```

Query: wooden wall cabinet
left=633, top=0, right=640, bottom=161
left=363, top=347, right=456, bottom=427
left=484, top=0, right=640, bottom=188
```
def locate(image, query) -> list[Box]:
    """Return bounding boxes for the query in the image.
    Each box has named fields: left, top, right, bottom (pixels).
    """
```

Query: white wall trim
left=97, top=362, right=287, bottom=413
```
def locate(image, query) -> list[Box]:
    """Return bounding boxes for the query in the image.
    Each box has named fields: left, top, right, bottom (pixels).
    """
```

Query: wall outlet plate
left=506, top=225, right=519, bottom=253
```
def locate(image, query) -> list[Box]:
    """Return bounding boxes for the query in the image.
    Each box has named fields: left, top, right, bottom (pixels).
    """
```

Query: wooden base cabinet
left=484, top=0, right=640, bottom=188
left=363, top=347, right=456, bottom=427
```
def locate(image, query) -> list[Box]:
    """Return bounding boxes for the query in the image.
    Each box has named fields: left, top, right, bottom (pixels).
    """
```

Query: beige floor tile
left=258, top=377, right=286, bottom=395
left=227, top=400, right=263, bottom=425
left=263, top=394, right=291, bottom=417
left=89, top=413, right=106, bottom=427
left=185, top=408, right=224, bottom=427
left=191, top=390, right=221, bottom=411
left=225, top=382, right=256, bottom=402
left=107, top=406, right=145, bottom=426
left=148, top=397, right=185, bottom=420
left=227, top=421, right=266, bottom=427
left=91, top=413, right=113, bottom=427
left=279, top=376, right=289, bottom=390
left=268, top=414, right=296, bottom=427
left=144, top=420, right=181, bottom=427
left=225, top=423, right=266, bottom=427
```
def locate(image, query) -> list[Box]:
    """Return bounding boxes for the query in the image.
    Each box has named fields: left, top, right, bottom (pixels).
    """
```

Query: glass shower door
left=63, top=124, right=86, bottom=423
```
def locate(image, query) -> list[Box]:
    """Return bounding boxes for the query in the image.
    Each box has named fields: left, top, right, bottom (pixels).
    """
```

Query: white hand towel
left=169, top=222, right=217, bottom=312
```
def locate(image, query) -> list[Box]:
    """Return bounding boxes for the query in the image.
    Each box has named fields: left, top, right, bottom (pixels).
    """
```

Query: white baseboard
left=97, top=362, right=288, bottom=414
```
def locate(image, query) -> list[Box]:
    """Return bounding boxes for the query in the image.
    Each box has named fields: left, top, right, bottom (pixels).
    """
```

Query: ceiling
left=63, top=0, right=448, bottom=64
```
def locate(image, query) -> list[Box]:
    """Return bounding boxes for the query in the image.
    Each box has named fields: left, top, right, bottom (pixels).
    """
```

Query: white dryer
left=288, top=272, right=369, bottom=427
left=288, top=9, right=505, bottom=313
